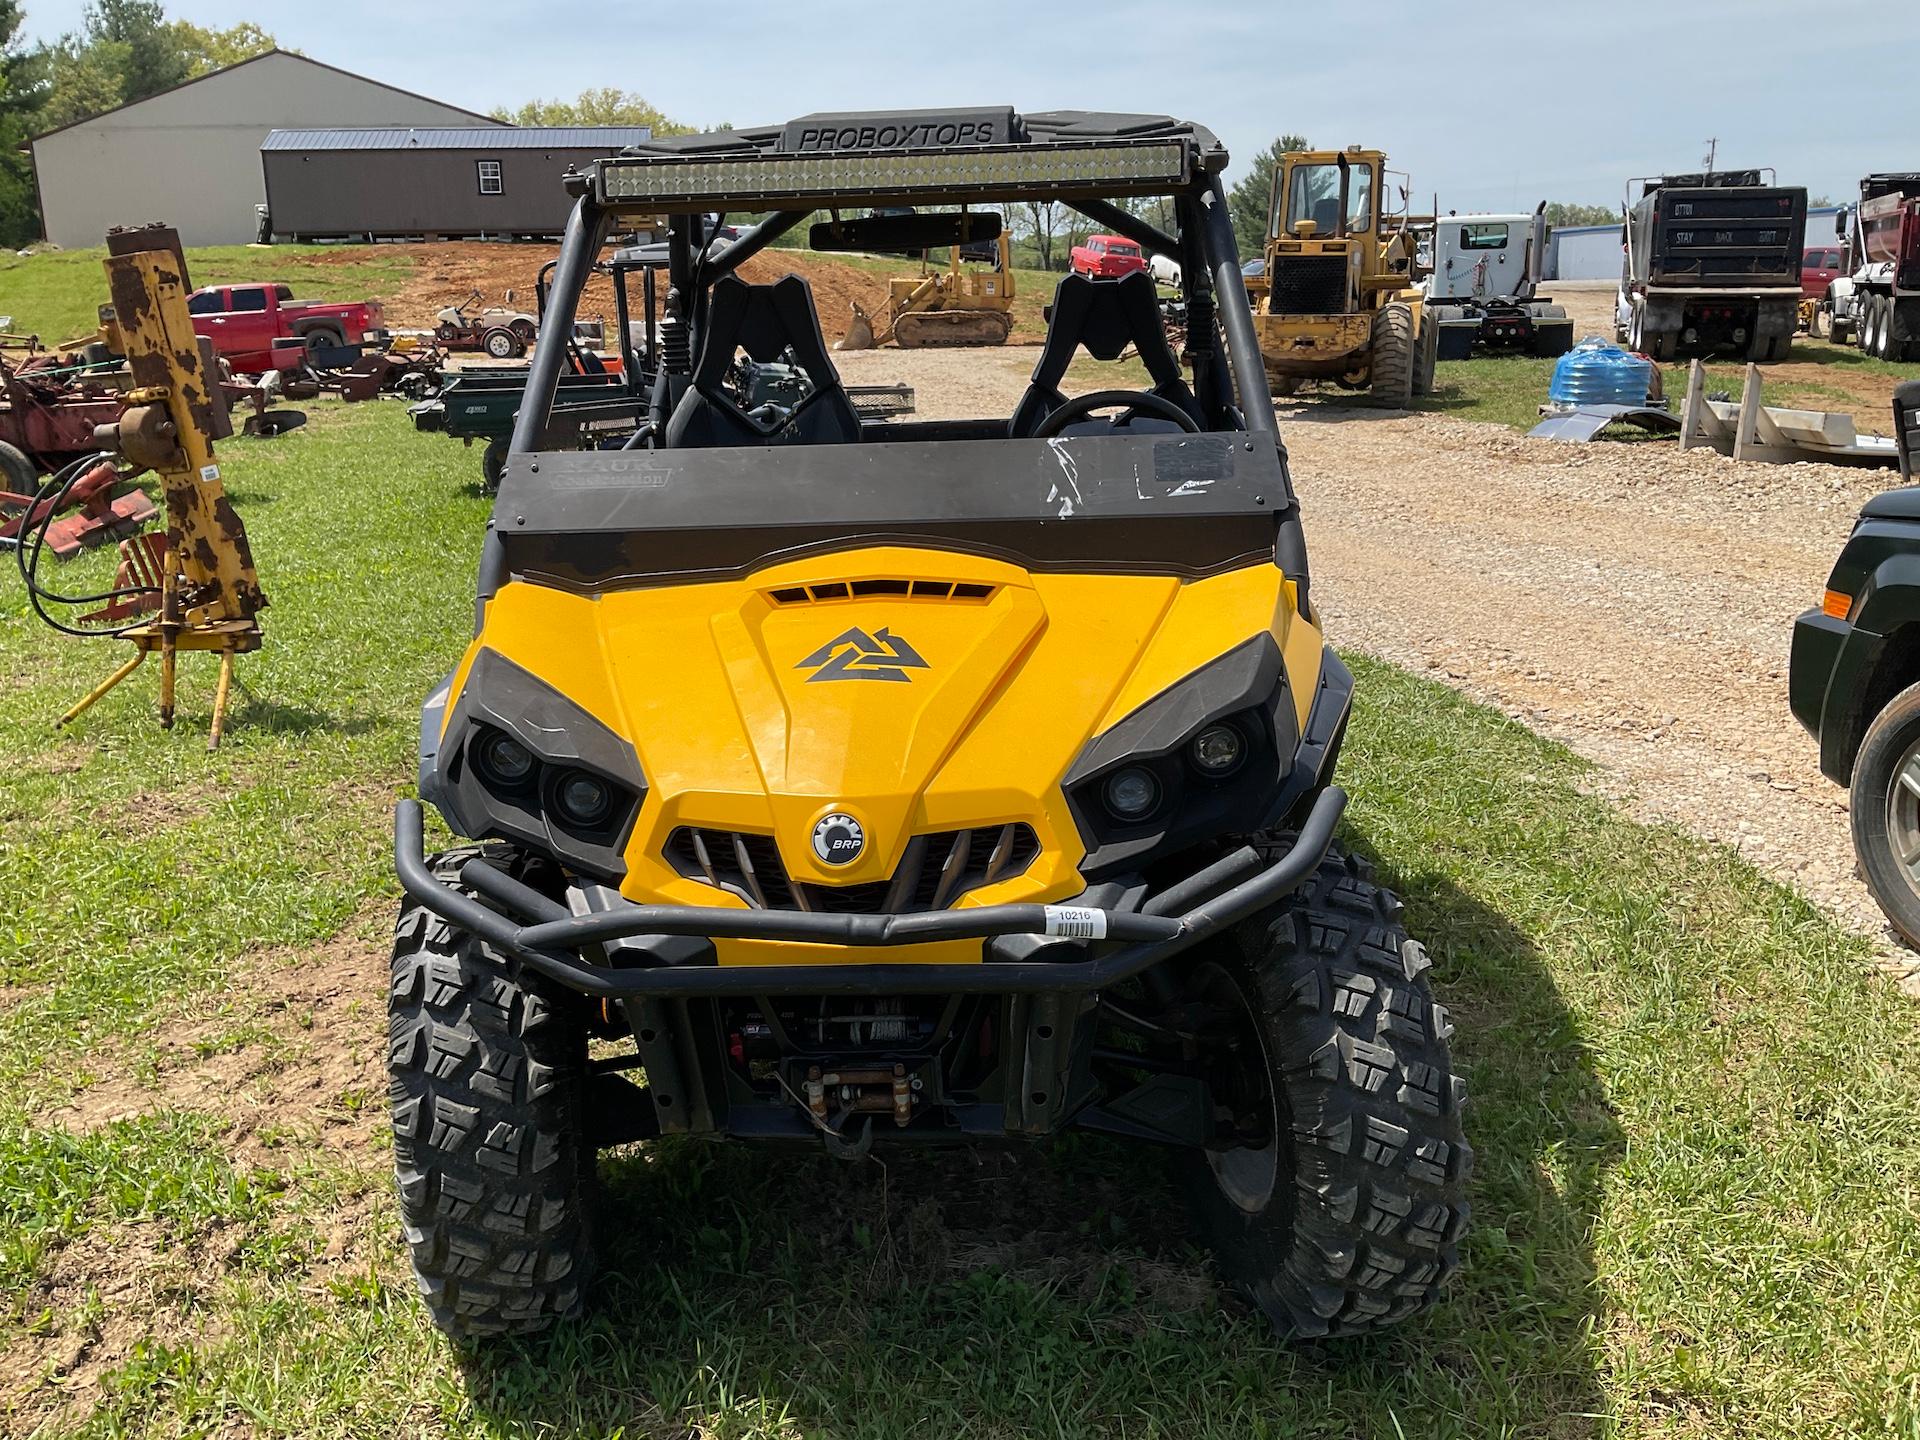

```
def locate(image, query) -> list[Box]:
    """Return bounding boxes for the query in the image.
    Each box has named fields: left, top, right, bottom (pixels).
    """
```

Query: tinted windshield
left=1281, top=163, right=1374, bottom=236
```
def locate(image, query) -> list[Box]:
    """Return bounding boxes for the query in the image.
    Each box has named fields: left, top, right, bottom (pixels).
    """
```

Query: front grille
left=666, top=823, right=1040, bottom=913
left=1266, top=255, right=1348, bottom=315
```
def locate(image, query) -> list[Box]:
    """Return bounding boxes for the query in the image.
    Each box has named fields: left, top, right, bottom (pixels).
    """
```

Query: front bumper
left=394, top=785, right=1346, bottom=999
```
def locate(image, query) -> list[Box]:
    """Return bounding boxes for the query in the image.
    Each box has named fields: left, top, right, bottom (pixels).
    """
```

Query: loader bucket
left=837, top=302, right=877, bottom=352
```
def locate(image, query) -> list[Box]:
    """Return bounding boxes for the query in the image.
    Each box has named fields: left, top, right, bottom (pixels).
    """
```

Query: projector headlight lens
left=473, top=728, right=536, bottom=789
left=1189, top=723, right=1246, bottom=776
left=1103, top=767, right=1161, bottom=822
left=554, top=770, right=613, bottom=828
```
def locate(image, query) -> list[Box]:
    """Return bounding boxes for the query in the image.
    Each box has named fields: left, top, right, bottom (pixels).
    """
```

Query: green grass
left=0, top=244, right=421, bottom=342
left=1387, top=334, right=1917, bottom=433
left=1, top=394, right=1919, bottom=1433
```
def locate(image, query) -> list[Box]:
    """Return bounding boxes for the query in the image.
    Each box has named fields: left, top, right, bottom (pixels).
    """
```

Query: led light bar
left=594, top=141, right=1190, bottom=210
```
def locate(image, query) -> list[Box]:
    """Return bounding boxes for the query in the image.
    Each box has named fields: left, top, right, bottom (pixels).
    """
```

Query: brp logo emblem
left=812, top=812, right=866, bottom=866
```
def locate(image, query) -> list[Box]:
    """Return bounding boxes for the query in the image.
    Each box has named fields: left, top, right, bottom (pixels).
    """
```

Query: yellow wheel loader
left=390, top=108, right=1470, bottom=1342
left=839, top=226, right=1015, bottom=350
left=1250, top=146, right=1436, bottom=407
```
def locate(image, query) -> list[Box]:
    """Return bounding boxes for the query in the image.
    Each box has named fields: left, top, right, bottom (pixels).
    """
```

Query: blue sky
left=21, top=0, right=1920, bottom=213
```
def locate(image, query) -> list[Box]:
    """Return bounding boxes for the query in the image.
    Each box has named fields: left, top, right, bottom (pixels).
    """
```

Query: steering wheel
left=1032, top=388, right=1200, bottom=439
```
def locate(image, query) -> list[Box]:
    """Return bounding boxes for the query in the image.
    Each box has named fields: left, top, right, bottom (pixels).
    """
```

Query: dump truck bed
left=1633, top=185, right=1808, bottom=290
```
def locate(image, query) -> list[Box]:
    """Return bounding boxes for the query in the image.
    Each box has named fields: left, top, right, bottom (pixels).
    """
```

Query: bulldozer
left=839, top=226, right=1015, bottom=350
left=1249, top=145, right=1436, bottom=407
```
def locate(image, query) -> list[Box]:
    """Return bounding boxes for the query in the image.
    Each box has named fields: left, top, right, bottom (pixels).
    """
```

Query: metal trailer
left=1617, top=169, right=1807, bottom=361
left=1424, top=205, right=1574, bottom=360
left=259, top=127, right=657, bottom=242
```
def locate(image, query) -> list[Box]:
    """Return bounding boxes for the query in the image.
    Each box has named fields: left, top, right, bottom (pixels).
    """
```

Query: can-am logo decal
left=796, top=627, right=929, bottom=683
left=812, top=812, right=866, bottom=865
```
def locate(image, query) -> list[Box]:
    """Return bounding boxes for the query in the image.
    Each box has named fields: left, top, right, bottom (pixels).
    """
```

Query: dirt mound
left=378, top=241, right=890, bottom=344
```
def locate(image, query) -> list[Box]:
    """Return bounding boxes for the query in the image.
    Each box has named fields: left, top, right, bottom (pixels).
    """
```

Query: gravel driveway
left=835, top=344, right=1920, bottom=989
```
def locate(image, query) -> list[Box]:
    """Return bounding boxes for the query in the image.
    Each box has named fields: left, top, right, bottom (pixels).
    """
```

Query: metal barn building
left=1543, top=224, right=1622, bottom=281
left=27, top=50, right=504, bottom=249
left=260, top=127, right=654, bottom=242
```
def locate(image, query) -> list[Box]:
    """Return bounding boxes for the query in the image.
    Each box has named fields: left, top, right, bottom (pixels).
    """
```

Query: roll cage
left=477, top=108, right=1304, bottom=617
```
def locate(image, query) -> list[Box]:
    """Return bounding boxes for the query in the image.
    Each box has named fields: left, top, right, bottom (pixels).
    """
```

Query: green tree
left=1543, top=201, right=1618, bottom=228
left=490, top=88, right=695, bottom=135
left=1228, top=133, right=1308, bottom=259
left=78, top=0, right=187, bottom=103
left=170, top=19, right=278, bottom=76
left=0, top=0, right=40, bottom=247
left=30, top=40, right=124, bottom=130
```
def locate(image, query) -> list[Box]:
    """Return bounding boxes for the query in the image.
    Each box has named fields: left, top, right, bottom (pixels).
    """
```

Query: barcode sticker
left=1042, top=906, right=1108, bottom=940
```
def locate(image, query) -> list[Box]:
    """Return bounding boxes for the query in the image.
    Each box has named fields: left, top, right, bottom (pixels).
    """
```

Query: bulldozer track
left=895, top=310, right=1013, bottom=349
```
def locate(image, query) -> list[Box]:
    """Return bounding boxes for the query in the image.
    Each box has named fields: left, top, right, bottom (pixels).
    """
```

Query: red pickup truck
left=1801, top=244, right=1844, bottom=302
left=186, top=283, right=386, bottom=373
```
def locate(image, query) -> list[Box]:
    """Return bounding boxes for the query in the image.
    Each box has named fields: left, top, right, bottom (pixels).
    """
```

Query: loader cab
left=1272, top=151, right=1379, bottom=242
left=1260, top=148, right=1389, bottom=320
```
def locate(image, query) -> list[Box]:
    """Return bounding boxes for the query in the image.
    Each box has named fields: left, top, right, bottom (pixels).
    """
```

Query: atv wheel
left=1180, top=845, right=1471, bottom=1337
left=1368, top=303, right=1416, bottom=409
left=389, top=847, right=595, bottom=1339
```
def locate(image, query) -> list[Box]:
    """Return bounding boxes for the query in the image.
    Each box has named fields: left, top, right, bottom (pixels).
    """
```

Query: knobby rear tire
left=389, top=846, right=596, bottom=1339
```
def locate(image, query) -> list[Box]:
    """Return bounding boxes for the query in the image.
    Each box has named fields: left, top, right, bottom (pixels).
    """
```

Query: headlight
left=1103, top=767, right=1161, bottom=821
left=432, top=648, right=647, bottom=882
left=554, top=769, right=613, bottom=828
left=1188, top=723, right=1245, bottom=776
left=472, top=727, right=536, bottom=789
left=1062, top=636, right=1303, bottom=877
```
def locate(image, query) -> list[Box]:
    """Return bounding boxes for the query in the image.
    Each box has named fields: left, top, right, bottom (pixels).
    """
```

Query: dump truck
left=1837, top=174, right=1920, bottom=361
left=390, top=105, right=1470, bottom=1342
left=1423, top=205, right=1573, bottom=359
left=1248, top=145, right=1435, bottom=406
left=1618, top=170, right=1807, bottom=361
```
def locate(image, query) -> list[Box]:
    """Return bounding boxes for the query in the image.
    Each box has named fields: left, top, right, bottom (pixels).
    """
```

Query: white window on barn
left=477, top=160, right=503, bottom=196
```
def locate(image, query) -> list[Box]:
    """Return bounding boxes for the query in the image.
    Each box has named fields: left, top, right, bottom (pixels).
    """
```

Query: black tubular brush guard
left=394, top=787, right=1345, bottom=998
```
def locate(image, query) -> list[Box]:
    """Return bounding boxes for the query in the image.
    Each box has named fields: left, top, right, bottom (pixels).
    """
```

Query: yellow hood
left=458, top=546, right=1312, bottom=905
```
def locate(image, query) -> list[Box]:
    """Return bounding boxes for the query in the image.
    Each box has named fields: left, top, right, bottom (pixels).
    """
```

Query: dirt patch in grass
left=100, top=784, right=216, bottom=837
left=44, top=903, right=391, bottom=1162
left=2, top=1187, right=391, bottom=1431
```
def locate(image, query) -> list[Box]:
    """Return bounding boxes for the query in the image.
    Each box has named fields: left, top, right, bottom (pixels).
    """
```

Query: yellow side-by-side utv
left=390, top=107, right=1470, bottom=1342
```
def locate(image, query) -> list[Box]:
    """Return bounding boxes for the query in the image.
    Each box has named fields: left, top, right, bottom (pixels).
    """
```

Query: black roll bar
left=1200, top=173, right=1275, bottom=437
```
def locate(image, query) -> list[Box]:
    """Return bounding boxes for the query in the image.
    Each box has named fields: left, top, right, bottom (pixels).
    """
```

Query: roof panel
left=262, top=126, right=652, bottom=152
